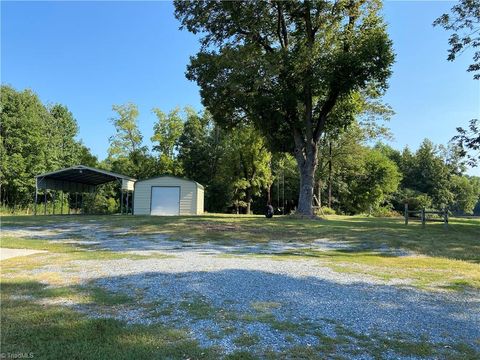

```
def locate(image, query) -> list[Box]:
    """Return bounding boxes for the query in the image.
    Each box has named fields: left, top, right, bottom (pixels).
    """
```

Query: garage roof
left=134, top=175, right=204, bottom=189
left=35, top=165, right=136, bottom=192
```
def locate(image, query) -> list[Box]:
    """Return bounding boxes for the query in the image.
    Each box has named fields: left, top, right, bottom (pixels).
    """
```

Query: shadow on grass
left=2, top=266, right=480, bottom=359
left=1, top=280, right=221, bottom=360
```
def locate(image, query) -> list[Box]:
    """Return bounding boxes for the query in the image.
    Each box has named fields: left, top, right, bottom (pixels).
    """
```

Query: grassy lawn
left=3, top=214, right=479, bottom=290
left=1, top=214, right=479, bottom=359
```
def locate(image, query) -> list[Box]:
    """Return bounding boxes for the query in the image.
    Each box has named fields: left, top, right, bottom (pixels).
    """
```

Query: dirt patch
left=192, top=222, right=243, bottom=232
left=0, top=248, right=47, bottom=261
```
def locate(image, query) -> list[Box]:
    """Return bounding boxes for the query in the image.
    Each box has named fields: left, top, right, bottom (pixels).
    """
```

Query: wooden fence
left=404, top=204, right=448, bottom=227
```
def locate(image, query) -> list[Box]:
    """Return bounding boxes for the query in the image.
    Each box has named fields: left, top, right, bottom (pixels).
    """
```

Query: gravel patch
left=2, top=223, right=417, bottom=256
left=23, top=252, right=480, bottom=354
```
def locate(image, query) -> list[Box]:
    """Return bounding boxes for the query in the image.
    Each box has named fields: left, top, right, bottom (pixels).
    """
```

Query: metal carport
left=34, top=165, right=136, bottom=215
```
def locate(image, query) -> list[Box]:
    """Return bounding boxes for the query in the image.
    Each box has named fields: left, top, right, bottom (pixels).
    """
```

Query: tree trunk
left=317, top=178, right=322, bottom=208
left=328, top=141, right=332, bottom=208
left=297, top=162, right=316, bottom=215
left=246, top=188, right=252, bottom=214
left=294, top=136, right=318, bottom=216
left=267, top=183, right=271, bottom=205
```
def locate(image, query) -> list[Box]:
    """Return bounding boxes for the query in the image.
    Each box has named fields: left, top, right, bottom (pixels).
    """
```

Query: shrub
left=372, top=206, right=400, bottom=217
left=315, top=206, right=337, bottom=216
left=392, top=189, right=433, bottom=212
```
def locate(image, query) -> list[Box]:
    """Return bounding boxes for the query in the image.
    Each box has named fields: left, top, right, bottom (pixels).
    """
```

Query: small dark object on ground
left=265, top=204, right=274, bottom=218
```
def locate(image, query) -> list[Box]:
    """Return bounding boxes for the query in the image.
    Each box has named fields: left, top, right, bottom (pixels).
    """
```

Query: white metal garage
left=133, top=176, right=204, bottom=216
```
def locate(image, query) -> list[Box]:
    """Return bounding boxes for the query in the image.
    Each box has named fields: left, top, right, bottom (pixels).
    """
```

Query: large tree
left=175, top=0, right=394, bottom=215
left=108, top=103, right=143, bottom=158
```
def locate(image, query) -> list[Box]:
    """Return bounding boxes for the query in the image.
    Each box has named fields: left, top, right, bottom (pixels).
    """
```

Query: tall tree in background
left=107, top=103, right=152, bottom=178
left=178, top=109, right=218, bottom=186
left=175, top=0, right=394, bottom=215
left=151, top=107, right=184, bottom=175
left=434, top=0, right=480, bottom=80
left=220, top=125, right=272, bottom=214
left=406, top=140, right=454, bottom=208
left=341, top=149, right=401, bottom=214
left=1, top=86, right=49, bottom=205
left=450, top=175, right=480, bottom=214
left=48, top=104, right=80, bottom=168
left=108, top=103, right=143, bottom=158
left=316, top=93, right=393, bottom=209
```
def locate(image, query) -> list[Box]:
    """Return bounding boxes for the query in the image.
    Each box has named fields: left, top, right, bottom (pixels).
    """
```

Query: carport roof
left=35, top=165, right=136, bottom=186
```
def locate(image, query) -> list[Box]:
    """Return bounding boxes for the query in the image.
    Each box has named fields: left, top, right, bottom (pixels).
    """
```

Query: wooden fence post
left=421, top=208, right=426, bottom=227
left=404, top=203, right=408, bottom=225
left=444, top=208, right=448, bottom=227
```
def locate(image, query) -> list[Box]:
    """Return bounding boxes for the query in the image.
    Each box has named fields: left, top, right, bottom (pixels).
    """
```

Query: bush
left=392, top=189, right=433, bottom=212
left=371, top=206, right=400, bottom=217
left=84, top=194, right=119, bottom=214
left=315, top=206, right=337, bottom=216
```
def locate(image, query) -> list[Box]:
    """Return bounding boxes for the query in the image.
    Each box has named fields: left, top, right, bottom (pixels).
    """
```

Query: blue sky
left=2, top=1, right=479, bottom=175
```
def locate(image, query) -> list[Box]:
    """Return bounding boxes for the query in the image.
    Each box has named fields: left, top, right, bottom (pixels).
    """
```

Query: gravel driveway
left=3, top=221, right=479, bottom=358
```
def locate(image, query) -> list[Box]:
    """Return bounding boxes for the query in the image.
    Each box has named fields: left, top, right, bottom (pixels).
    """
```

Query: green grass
left=179, top=296, right=216, bottom=319
left=1, top=281, right=220, bottom=360
left=233, top=333, right=260, bottom=347
left=2, top=214, right=479, bottom=290
left=2, top=214, right=479, bottom=260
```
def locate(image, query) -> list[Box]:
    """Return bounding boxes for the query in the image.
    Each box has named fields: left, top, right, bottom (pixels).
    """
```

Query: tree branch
left=237, top=29, right=274, bottom=53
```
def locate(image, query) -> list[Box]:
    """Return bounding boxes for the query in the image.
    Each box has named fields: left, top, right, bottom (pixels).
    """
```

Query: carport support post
left=120, top=188, right=124, bottom=215
left=61, top=191, right=64, bottom=215
left=75, top=193, right=78, bottom=214
left=404, top=203, right=408, bottom=225
left=126, top=191, right=129, bottom=215
left=52, top=191, right=55, bottom=215
left=34, top=185, right=38, bottom=216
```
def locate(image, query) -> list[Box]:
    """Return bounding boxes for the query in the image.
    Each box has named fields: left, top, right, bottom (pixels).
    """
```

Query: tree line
left=0, top=85, right=96, bottom=209
left=1, top=84, right=479, bottom=215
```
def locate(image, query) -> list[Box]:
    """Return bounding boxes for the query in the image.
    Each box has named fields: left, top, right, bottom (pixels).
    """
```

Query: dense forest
left=1, top=84, right=479, bottom=216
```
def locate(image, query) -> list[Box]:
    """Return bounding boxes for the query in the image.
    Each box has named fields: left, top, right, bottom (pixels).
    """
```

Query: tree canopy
left=175, top=0, right=395, bottom=215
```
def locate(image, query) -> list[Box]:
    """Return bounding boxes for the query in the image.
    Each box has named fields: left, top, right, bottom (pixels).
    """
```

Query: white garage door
left=150, top=187, right=180, bottom=216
